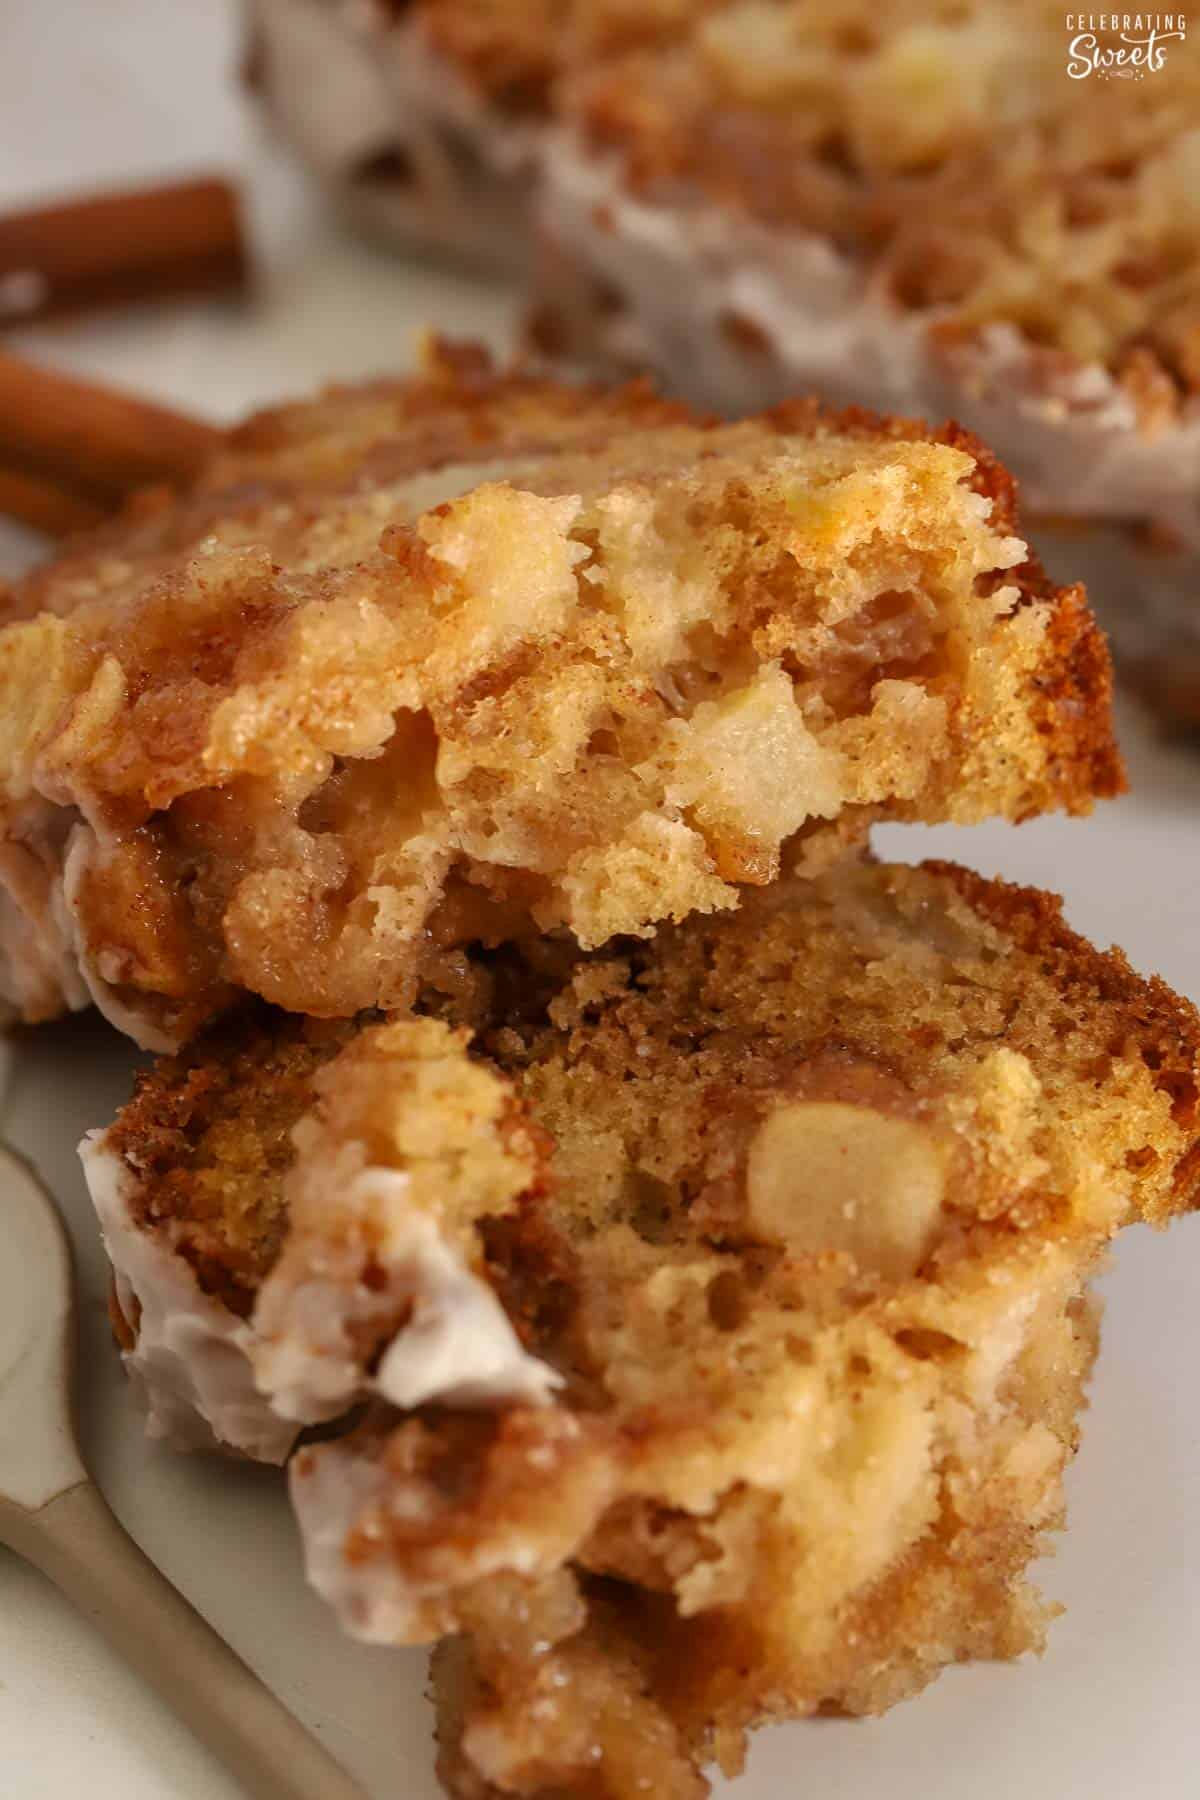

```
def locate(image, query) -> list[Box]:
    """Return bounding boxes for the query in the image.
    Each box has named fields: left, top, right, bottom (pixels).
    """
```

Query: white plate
left=2, top=4, right=1199, bottom=1795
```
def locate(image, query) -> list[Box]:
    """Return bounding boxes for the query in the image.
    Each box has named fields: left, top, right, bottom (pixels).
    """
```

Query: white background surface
left=1, top=4, right=1198, bottom=1797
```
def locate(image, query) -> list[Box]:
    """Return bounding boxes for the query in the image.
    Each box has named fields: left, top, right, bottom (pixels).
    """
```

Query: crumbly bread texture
left=89, top=999, right=560, bottom=1454
left=243, top=4, right=1200, bottom=729
left=293, top=0, right=714, bottom=120
left=91, top=858, right=1200, bottom=1796
left=255, top=1, right=1200, bottom=399
left=549, top=1, right=1200, bottom=397
left=532, top=24, right=1200, bottom=730
left=244, top=0, right=724, bottom=275
left=0, top=343, right=1118, bottom=1048
left=527, top=5, right=1200, bottom=731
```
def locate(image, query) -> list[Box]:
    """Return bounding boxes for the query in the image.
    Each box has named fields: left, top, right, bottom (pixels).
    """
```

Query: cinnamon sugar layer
left=86, top=857, right=1200, bottom=1790
left=0, top=345, right=1119, bottom=1045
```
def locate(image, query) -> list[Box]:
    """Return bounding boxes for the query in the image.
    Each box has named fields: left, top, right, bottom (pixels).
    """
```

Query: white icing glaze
left=243, top=0, right=1200, bottom=593
left=538, top=135, right=1200, bottom=548
left=373, top=10, right=533, bottom=182
left=289, top=1441, right=419, bottom=1642
left=249, top=0, right=535, bottom=271
left=251, top=0, right=406, bottom=177
left=373, top=1206, right=560, bottom=1408
left=252, top=1159, right=560, bottom=1421
left=289, top=1430, right=551, bottom=1644
left=81, top=1122, right=554, bottom=1464
left=80, top=1133, right=297, bottom=1464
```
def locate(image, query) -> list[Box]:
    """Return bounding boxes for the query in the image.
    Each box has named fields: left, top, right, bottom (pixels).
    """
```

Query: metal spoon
left=0, top=1141, right=367, bottom=1800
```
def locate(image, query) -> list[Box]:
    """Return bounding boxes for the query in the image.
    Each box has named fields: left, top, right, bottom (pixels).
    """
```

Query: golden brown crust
left=0, top=344, right=1119, bottom=1042
left=926, top=859, right=1200, bottom=1211
left=104, top=1008, right=354, bottom=1314
left=0, top=343, right=697, bottom=631
left=287, top=867, right=1185, bottom=1794
left=95, top=858, right=1199, bottom=1798
left=763, top=400, right=1125, bottom=808
left=334, top=867, right=1192, bottom=1794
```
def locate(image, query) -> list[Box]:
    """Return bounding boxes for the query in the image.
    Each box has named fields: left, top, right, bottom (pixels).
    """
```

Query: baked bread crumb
left=0, top=345, right=1118, bottom=1049
left=84, top=857, right=1199, bottom=1794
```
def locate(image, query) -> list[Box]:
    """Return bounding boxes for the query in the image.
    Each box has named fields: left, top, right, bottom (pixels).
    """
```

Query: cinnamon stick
left=0, top=178, right=248, bottom=326
left=0, top=464, right=107, bottom=539
left=0, top=350, right=223, bottom=512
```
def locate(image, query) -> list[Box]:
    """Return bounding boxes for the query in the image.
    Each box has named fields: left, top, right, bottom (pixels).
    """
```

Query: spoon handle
left=2, top=1478, right=367, bottom=1800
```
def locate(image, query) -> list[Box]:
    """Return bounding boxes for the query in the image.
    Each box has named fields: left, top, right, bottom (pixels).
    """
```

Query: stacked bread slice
left=244, top=1, right=1200, bottom=728
left=2, top=345, right=1195, bottom=1800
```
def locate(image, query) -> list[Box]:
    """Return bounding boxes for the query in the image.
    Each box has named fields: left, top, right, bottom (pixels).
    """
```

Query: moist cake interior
left=0, top=347, right=1117, bottom=1051
left=92, top=857, right=1200, bottom=1798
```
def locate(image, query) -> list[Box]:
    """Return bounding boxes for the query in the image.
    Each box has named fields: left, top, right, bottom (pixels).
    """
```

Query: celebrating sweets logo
left=1065, top=13, right=1187, bottom=76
